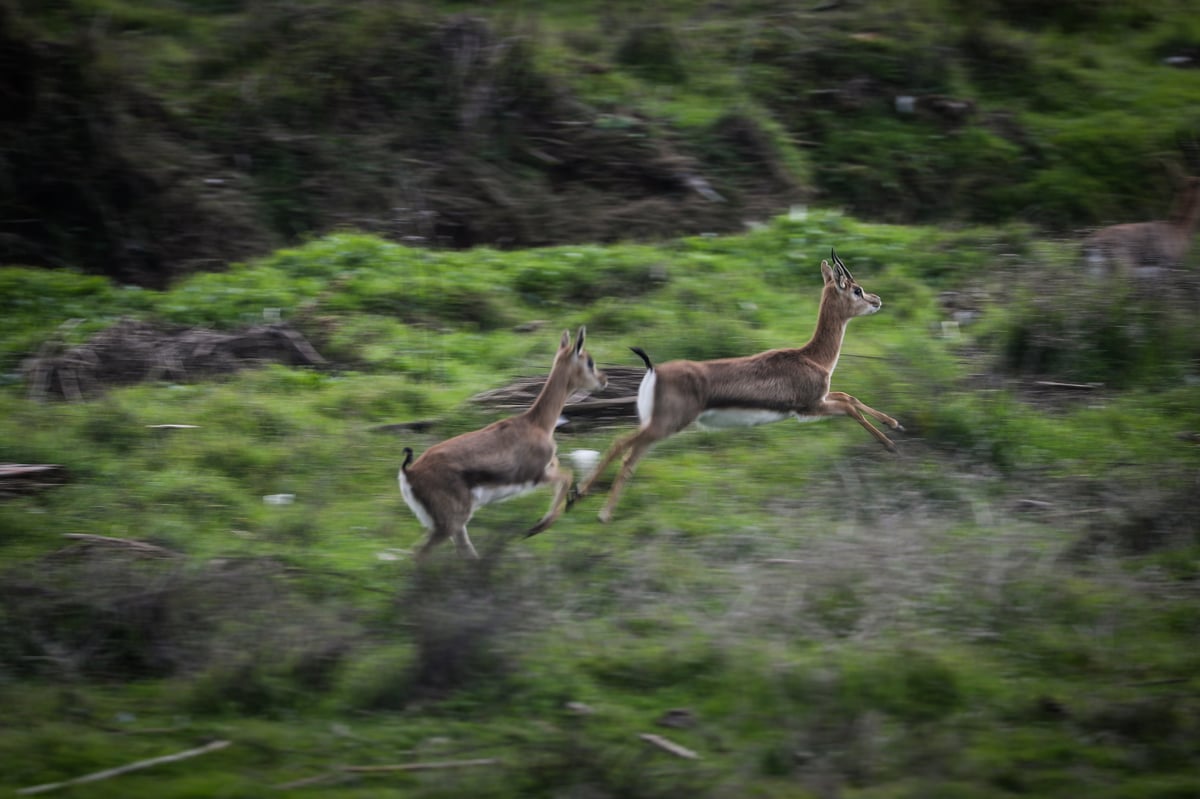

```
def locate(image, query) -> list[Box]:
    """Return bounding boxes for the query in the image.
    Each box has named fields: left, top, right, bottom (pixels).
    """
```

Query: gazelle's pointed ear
left=559, top=329, right=571, bottom=350
left=820, top=260, right=835, bottom=285
left=574, top=326, right=587, bottom=356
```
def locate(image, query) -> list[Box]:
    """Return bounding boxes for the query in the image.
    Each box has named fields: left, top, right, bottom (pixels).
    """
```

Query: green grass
left=2, top=208, right=1199, bottom=796
left=5, top=1, right=1200, bottom=793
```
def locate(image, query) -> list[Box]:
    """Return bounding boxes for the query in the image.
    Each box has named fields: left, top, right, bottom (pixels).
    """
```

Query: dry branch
left=1032, top=380, right=1102, bottom=391
left=60, top=533, right=183, bottom=559
left=17, top=740, right=231, bottom=795
left=639, top=733, right=700, bottom=760
left=342, top=758, right=500, bottom=773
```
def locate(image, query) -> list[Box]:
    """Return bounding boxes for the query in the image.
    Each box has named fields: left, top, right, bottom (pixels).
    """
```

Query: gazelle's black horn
left=831, top=247, right=853, bottom=280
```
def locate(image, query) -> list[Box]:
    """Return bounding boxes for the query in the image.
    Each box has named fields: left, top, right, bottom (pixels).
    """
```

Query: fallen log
left=0, top=464, right=68, bottom=497
left=471, top=365, right=645, bottom=430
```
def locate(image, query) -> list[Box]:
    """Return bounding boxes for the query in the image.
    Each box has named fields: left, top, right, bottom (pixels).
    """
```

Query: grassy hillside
left=3, top=1, right=1199, bottom=796
left=3, top=0, right=1199, bottom=284
left=2, top=208, right=1199, bottom=796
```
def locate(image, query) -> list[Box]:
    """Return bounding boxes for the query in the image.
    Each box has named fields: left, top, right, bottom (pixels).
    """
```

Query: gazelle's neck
left=804, top=296, right=851, bottom=374
left=525, top=357, right=572, bottom=432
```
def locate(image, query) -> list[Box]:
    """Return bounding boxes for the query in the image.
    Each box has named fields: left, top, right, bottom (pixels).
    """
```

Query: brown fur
left=401, top=327, right=606, bottom=559
left=577, top=250, right=901, bottom=523
left=1081, top=176, right=1200, bottom=276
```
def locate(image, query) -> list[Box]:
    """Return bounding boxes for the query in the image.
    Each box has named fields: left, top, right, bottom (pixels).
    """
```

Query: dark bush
left=995, top=272, right=1197, bottom=387
left=614, top=23, right=687, bottom=84
left=0, top=551, right=357, bottom=687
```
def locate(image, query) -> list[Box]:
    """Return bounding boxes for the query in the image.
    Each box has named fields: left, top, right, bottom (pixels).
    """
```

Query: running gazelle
left=401, top=327, right=606, bottom=558
left=576, top=249, right=902, bottom=522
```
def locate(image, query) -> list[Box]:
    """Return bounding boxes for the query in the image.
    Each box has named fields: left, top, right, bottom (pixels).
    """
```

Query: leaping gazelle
left=400, top=327, right=607, bottom=559
left=576, top=249, right=902, bottom=522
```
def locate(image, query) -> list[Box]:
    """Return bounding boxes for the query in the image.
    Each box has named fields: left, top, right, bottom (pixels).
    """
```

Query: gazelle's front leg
left=820, top=392, right=900, bottom=452
left=526, top=462, right=573, bottom=538
left=826, top=391, right=903, bottom=431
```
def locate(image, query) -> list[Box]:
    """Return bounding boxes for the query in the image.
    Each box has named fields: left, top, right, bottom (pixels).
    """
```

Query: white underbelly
left=471, top=481, right=539, bottom=509
left=399, top=470, right=434, bottom=530
left=693, top=408, right=829, bottom=429
left=696, top=408, right=791, bottom=429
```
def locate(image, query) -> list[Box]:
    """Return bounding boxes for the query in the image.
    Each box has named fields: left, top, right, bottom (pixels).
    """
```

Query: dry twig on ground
left=17, top=740, right=232, bottom=795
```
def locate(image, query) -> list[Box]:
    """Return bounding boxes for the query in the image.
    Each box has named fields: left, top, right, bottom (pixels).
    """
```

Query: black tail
left=401, top=447, right=414, bottom=471
left=630, top=346, right=654, bottom=371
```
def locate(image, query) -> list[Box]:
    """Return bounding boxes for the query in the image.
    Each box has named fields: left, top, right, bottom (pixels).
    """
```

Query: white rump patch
left=399, top=469, right=434, bottom=531
left=470, top=481, right=539, bottom=510
left=636, top=370, right=657, bottom=428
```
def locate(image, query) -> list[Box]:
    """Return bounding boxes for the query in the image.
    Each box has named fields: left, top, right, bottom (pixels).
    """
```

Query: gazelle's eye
left=854, top=287, right=863, bottom=297
left=587, top=356, right=595, bottom=369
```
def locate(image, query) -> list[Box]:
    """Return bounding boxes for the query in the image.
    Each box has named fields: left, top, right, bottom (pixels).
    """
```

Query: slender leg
left=527, top=465, right=573, bottom=538
left=415, top=525, right=451, bottom=561
left=452, top=525, right=480, bottom=559
left=576, top=430, right=639, bottom=498
left=820, top=393, right=898, bottom=452
left=597, top=429, right=661, bottom=523
left=412, top=482, right=476, bottom=561
left=826, top=391, right=904, bottom=431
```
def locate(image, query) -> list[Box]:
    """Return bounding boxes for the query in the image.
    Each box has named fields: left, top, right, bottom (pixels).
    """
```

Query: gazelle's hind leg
left=597, top=427, right=664, bottom=523
left=575, top=430, right=638, bottom=500
left=414, top=525, right=450, bottom=561
left=527, top=459, right=573, bottom=538
left=414, top=523, right=478, bottom=561
left=451, top=525, right=479, bottom=559
left=412, top=482, right=477, bottom=561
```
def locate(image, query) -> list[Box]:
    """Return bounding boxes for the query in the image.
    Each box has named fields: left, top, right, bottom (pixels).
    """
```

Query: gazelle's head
left=556, top=326, right=607, bottom=393
left=820, top=248, right=882, bottom=319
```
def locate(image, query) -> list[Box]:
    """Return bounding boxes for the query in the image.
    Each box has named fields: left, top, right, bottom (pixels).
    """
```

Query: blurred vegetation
left=2, top=1, right=1200, bottom=797
left=2, top=0, right=1199, bottom=285
left=2, top=206, right=1199, bottom=796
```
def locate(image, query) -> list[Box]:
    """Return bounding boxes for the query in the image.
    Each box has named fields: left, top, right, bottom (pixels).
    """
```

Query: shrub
left=0, top=554, right=353, bottom=684
left=994, top=273, right=1196, bottom=388
left=838, top=648, right=964, bottom=723
left=951, top=0, right=1160, bottom=32
left=386, top=554, right=539, bottom=701
left=614, top=23, right=687, bottom=84
left=333, top=642, right=416, bottom=711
